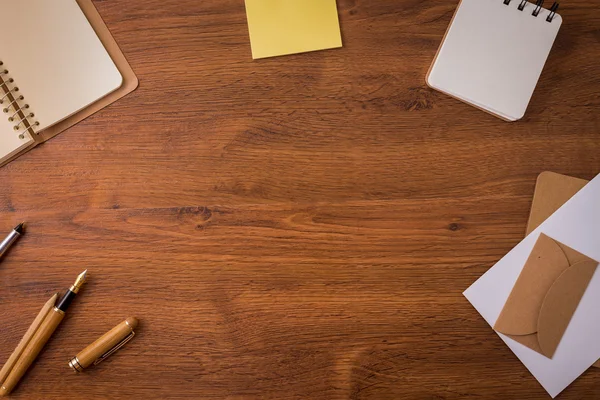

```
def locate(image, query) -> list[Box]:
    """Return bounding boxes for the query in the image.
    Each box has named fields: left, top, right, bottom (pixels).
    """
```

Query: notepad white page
left=0, top=0, right=122, bottom=133
left=464, top=174, right=600, bottom=398
left=427, top=0, right=561, bottom=121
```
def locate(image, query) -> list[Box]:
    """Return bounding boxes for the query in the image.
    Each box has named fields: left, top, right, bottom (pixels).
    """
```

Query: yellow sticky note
left=244, top=0, right=343, bottom=59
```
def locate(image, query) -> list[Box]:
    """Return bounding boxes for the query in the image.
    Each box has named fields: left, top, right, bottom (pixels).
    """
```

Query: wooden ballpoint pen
left=0, top=270, right=87, bottom=396
left=0, top=293, right=58, bottom=385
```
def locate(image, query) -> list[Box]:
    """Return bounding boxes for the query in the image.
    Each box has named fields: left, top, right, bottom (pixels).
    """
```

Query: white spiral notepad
left=0, top=0, right=123, bottom=164
left=427, top=0, right=562, bottom=121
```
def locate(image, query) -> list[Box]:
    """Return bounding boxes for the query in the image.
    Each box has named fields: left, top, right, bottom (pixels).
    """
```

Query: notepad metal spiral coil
left=503, top=0, right=559, bottom=22
left=0, top=61, right=39, bottom=139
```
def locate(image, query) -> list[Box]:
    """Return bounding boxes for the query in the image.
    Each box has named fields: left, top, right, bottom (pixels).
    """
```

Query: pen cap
left=69, top=317, right=138, bottom=372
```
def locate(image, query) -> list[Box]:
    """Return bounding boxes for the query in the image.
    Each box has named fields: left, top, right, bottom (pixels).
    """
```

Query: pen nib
left=14, top=222, right=25, bottom=234
left=71, top=269, right=88, bottom=294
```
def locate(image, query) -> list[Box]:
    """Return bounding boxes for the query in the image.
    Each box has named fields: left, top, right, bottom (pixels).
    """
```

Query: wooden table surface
left=1, top=0, right=599, bottom=398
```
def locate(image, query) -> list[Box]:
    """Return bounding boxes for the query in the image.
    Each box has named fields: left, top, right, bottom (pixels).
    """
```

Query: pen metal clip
left=93, top=331, right=135, bottom=366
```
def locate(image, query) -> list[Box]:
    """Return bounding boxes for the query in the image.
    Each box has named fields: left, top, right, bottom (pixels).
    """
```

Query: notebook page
left=427, top=0, right=561, bottom=121
left=0, top=0, right=122, bottom=132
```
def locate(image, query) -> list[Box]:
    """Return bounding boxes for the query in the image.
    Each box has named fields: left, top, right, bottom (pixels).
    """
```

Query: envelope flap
left=558, top=242, right=597, bottom=265
left=494, top=234, right=570, bottom=335
left=538, top=260, right=599, bottom=358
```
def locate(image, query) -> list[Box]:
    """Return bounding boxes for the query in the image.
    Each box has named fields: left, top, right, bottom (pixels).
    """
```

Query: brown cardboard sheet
left=526, top=172, right=589, bottom=235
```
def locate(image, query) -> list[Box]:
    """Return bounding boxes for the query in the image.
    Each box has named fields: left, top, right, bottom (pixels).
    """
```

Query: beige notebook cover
left=0, top=0, right=138, bottom=167
left=527, top=171, right=599, bottom=369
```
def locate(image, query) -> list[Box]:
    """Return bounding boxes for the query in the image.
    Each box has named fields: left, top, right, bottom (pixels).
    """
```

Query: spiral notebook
left=427, top=0, right=562, bottom=121
left=0, top=0, right=138, bottom=167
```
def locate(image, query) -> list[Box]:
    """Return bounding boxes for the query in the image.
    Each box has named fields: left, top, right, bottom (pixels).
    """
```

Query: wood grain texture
left=0, top=0, right=599, bottom=398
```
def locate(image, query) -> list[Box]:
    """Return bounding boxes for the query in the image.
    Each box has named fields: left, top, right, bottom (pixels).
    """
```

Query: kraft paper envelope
left=244, top=0, right=342, bottom=59
left=464, top=173, right=600, bottom=398
left=494, top=233, right=599, bottom=359
left=526, top=172, right=589, bottom=236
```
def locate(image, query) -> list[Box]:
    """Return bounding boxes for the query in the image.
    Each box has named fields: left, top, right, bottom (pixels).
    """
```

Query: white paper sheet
left=464, top=173, right=600, bottom=397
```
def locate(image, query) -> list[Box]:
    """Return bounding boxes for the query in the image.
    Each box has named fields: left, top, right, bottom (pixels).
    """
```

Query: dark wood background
left=0, top=0, right=599, bottom=398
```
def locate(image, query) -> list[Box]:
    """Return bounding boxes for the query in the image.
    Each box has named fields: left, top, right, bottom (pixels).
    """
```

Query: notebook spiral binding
left=0, top=61, right=39, bottom=139
left=504, top=0, right=559, bottom=22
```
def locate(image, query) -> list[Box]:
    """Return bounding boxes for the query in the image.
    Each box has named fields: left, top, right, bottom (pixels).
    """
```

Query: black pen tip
left=14, top=222, right=25, bottom=234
